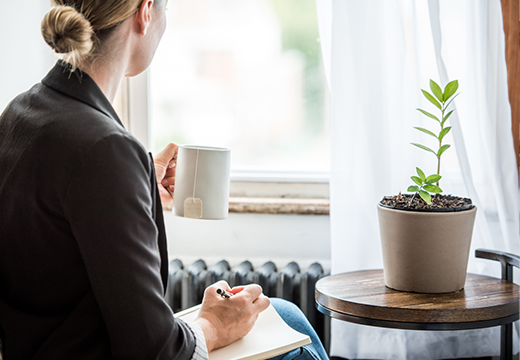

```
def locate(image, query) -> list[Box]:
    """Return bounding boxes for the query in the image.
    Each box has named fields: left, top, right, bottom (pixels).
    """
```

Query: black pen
left=216, top=288, right=234, bottom=299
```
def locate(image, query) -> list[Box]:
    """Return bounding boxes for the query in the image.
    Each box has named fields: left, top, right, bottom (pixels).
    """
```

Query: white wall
left=165, top=212, right=331, bottom=272
left=0, top=1, right=56, bottom=112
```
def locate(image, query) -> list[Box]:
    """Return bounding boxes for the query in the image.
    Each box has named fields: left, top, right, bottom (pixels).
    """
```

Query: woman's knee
left=270, top=298, right=301, bottom=313
left=269, top=298, right=309, bottom=329
left=268, top=298, right=329, bottom=360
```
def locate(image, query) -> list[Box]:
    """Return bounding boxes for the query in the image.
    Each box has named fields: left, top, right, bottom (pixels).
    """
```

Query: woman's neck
left=81, top=61, right=126, bottom=104
left=78, top=22, right=133, bottom=104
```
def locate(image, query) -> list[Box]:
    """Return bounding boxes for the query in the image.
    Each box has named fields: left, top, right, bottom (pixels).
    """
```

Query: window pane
left=150, top=0, right=330, bottom=173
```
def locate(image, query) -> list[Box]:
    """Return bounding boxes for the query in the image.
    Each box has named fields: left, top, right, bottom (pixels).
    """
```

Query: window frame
left=115, top=71, right=331, bottom=212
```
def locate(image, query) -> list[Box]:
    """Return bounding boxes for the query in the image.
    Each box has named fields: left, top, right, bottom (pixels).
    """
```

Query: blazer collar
left=42, top=61, right=124, bottom=128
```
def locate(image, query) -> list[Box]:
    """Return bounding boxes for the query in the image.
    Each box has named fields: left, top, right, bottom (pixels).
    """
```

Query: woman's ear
left=136, top=0, right=154, bottom=35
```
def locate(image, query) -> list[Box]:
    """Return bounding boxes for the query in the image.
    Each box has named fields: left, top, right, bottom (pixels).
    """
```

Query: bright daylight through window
left=149, top=0, right=330, bottom=177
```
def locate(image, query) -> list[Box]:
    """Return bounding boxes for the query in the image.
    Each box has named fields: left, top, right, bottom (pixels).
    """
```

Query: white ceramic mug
left=173, top=145, right=230, bottom=220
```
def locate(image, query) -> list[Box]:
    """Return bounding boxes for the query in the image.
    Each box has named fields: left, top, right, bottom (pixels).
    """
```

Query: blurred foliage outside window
left=150, top=0, right=330, bottom=173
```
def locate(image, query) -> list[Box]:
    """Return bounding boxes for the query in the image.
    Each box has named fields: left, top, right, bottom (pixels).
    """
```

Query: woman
left=0, top=1, right=328, bottom=359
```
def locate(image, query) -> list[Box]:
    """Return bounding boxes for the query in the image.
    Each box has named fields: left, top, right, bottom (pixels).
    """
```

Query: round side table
left=315, top=270, right=519, bottom=359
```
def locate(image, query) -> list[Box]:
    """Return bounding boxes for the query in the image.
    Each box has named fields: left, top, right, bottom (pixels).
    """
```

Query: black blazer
left=0, top=62, right=196, bottom=359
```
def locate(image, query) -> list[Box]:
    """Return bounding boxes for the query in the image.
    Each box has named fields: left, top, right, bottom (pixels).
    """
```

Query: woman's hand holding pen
left=153, top=142, right=179, bottom=210
left=194, top=280, right=270, bottom=352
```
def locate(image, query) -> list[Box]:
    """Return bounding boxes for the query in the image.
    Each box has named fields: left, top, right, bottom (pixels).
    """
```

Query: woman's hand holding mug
left=154, top=142, right=179, bottom=210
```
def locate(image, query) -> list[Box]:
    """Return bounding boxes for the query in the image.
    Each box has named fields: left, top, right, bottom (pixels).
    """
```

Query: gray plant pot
left=377, top=204, right=477, bottom=293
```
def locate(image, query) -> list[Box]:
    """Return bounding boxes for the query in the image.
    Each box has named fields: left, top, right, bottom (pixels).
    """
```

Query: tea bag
left=184, top=198, right=202, bottom=219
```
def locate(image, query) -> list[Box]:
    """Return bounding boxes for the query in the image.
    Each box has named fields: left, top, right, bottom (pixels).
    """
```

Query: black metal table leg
left=501, top=322, right=513, bottom=360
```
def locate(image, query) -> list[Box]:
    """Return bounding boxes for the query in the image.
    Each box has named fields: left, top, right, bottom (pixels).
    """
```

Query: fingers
left=230, top=286, right=244, bottom=295
left=161, top=176, right=175, bottom=187
left=213, top=280, right=232, bottom=292
left=252, top=293, right=270, bottom=312
left=206, top=282, right=264, bottom=304
left=156, top=142, right=179, bottom=161
left=161, top=165, right=176, bottom=182
left=235, top=284, right=263, bottom=302
left=204, top=280, right=233, bottom=299
left=154, top=142, right=179, bottom=180
left=158, top=186, right=173, bottom=210
left=156, top=144, right=177, bottom=198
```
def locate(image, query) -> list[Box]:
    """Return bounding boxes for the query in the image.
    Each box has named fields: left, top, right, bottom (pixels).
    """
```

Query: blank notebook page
left=176, top=304, right=311, bottom=360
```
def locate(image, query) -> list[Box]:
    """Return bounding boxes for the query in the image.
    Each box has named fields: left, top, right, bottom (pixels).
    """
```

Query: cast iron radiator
left=165, top=259, right=330, bottom=348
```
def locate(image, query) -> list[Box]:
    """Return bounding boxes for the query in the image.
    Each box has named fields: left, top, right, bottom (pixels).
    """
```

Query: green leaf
left=437, top=144, right=451, bottom=157
left=441, top=110, right=454, bottom=126
left=425, top=174, right=442, bottom=184
left=443, top=80, right=459, bottom=101
left=414, top=127, right=438, bottom=138
left=419, top=190, right=432, bottom=204
left=416, top=167, right=426, bottom=180
left=445, top=93, right=460, bottom=110
left=421, top=90, right=442, bottom=110
left=411, top=176, right=423, bottom=186
left=411, top=143, right=437, bottom=156
left=417, top=109, right=440, bottom=122
left=407, top=185, right=420, bottom=192
left=424, top=184, right=443, bottom=193
left=438, top=126, right=452, bottom=141
left=430, top=80, right=443, bottom=102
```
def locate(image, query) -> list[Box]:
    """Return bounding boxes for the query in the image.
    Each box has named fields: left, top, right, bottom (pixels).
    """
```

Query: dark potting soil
left=380, top=194, right=473, bottom=212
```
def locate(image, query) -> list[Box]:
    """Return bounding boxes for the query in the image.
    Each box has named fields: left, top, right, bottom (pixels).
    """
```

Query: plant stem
left=409, top=192, right=416, bottom=206
left=436, top=156, right=440, bottom=186
left=436, top=103, right=445, bottom=187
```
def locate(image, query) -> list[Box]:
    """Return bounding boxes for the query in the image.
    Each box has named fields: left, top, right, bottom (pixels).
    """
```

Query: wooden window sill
left=229, top=197, right=330, bottom=215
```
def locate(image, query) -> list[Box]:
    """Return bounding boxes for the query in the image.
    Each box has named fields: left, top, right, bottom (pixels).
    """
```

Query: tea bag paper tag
left=184, top=198, right=202, bottom=219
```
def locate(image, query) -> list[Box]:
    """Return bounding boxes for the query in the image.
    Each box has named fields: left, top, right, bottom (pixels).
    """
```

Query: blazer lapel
left=148, top=154, right=170, bottom=294
left=41, top=61, right=124, bottom=128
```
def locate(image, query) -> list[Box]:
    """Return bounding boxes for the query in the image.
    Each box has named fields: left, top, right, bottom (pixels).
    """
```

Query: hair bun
left=41, top=5, right=93, bottom=56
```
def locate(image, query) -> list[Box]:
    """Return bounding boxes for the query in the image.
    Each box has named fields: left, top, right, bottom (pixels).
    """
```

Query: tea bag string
left=191, top=149, right=200, bottom=203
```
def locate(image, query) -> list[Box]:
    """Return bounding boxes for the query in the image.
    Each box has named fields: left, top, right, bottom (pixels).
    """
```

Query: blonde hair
left=41, top=0, right=145, bottom=70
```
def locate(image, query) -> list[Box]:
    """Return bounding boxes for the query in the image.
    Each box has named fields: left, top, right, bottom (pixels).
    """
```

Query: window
left=148, top=0, right=330, bottom=179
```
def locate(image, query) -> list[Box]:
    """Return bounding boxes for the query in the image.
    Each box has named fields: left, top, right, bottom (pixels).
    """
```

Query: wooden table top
left=315, top=270, right=519, bottom=329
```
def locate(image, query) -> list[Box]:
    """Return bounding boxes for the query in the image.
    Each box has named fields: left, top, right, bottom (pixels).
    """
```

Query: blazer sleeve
left=63, top=132, right=196, bottom=360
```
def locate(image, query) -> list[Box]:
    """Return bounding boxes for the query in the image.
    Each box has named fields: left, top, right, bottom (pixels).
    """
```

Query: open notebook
left=175, top=304, right=311, bottom=360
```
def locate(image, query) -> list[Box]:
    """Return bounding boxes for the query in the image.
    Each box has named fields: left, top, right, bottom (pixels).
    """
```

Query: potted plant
left=377, top=80, right=477, bottom=293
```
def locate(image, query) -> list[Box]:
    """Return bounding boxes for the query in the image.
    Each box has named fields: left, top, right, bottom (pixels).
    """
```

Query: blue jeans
left=268, top=298, right=329, bottom=360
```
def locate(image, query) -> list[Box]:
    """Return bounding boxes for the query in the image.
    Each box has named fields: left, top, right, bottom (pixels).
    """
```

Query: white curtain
left=317, top=0, right=519, bottom=359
